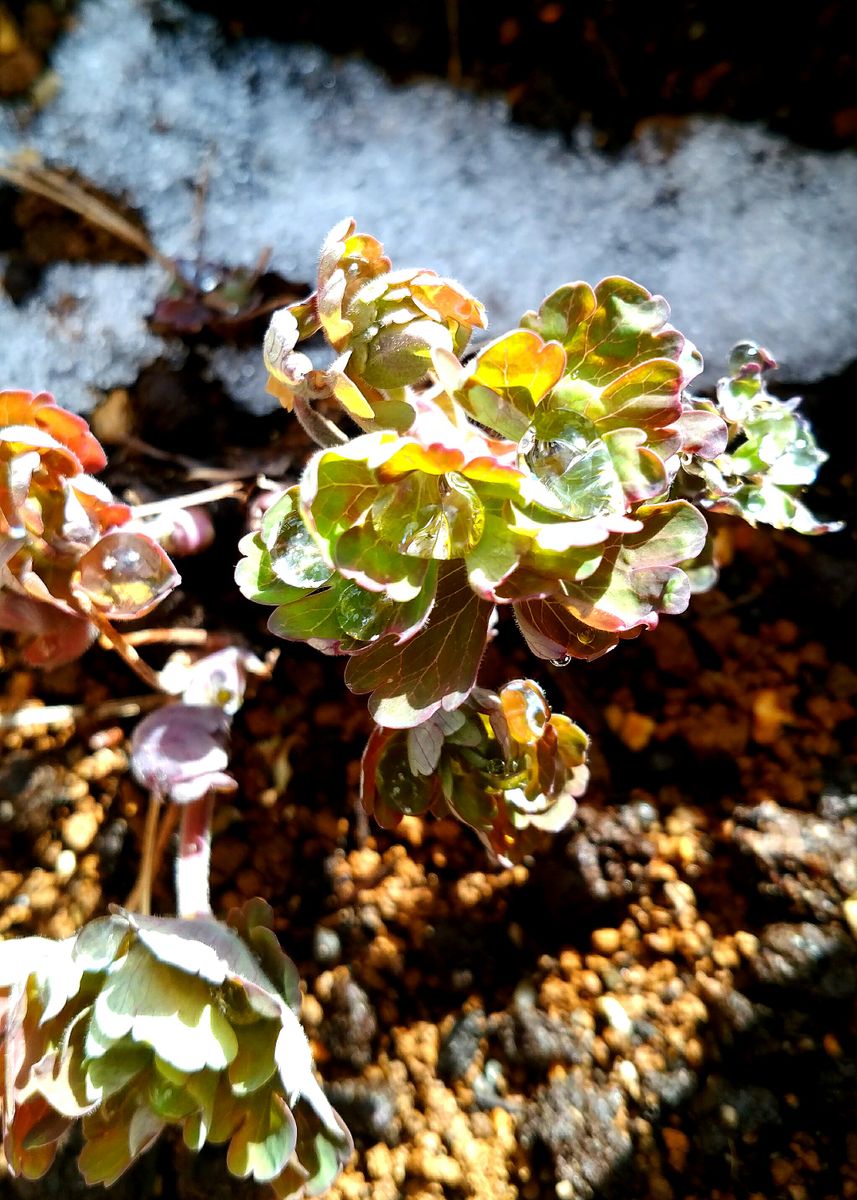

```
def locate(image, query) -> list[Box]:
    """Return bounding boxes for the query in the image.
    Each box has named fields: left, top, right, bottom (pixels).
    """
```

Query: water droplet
left=76, top=531, right=179, bottom=619
left=337, top=581, right=392, bottom=641
left=576, top=628, right=596, bottom=645
left=550, top=655, right=572, bottom=667
left=729, top=340, right=775, bottom=375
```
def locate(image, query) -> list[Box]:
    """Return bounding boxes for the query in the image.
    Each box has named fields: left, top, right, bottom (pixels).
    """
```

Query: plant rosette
left=0, top=900, right=352, bottom=1196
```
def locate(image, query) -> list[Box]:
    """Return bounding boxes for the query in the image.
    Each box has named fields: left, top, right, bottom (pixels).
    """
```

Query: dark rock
left=496, top=1005, right=594, bottom=1075
left=638, top=1066, right=697, bottom=1115
left=0, top=755, right=66, bottom=836
left=733, top=799, right=857, bottom=920
left=520, top=1073, right=633, bottom=1199
left=324, top=1078, right=401, bottom=1146
left=319, top=973, right=377, bottom=1069
left=750, top=922, right=857, bottom=998
left=437, top=1009, right=486, bottom=1083
left=691, top=1078, right=781, bottom=1156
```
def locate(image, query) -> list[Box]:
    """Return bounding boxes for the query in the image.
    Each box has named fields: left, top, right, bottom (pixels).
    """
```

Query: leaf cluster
left=238, top=222, right=726, bottom=732
left=361, top=679, right=589, bottom=863
left=678, top=341, right=842, bottom=537
left=0, top=390, right=179, bottom=668
left=0, top=901, right=351, bottom=1195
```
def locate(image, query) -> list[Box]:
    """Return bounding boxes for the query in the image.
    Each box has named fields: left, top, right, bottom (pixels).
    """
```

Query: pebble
left=597, top=996, right=634, bottom=1037
left=61, top=810, right=99, bottom=852
left=591, top=927, right=622, bottom=954
left=54, top=849, right=76, bottom=880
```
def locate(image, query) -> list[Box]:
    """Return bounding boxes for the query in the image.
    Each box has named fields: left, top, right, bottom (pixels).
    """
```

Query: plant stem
left=175, top=793, right=215, bottom=917
left=69, top=587, right=170, bottom=692
left=0, top=693, right=163, bottom=731
left=88, top=609, right=168, bottom=691
left=293, top=396, right=348, bottom=447
left=120, top=628, right=227, bottom=649
left=131, top=791, right=162, bottom=916
left=129, top=480, right=244, bottom=518
left=0, top=159, right=174, bottom=272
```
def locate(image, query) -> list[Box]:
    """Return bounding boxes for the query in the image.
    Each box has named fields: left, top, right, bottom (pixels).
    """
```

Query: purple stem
left=175, top=793, right=215, bottom=917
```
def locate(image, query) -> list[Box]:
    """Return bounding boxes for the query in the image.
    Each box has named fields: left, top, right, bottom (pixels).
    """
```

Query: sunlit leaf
left=345, top=563, right=493, bottom=727
left=262, top=488, right=333, bottom=589
left=456, top=330, right=566, bottom=439
left=90, top=943, right=238, bottom=1073
left=226, top=1091, right=297, bottom=1182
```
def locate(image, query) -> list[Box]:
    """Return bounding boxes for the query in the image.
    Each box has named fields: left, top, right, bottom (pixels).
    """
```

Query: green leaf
left=603, top=428, right=668, bottom=503
left=85, top=1043, right=151, bottom=1101
left=514, top=596, right=621, bottom=661
left=33, top=1009, right=95, bottom=1118
left=519, top=408, right=624, bottom=519
left=522, top=277, right=699, bottom=388
left=226, top=1092, right=298, bottom=1183
left=371, top=470, right=484, bottom=559
left=147, top=1072, right=199, bottom=1121
left=464, top=507, right=521, bottom=600
left=359, top=318, right=454, bottom=389
left=344, top=563, right=493, bottom=727
left=301, top=438, right=385, bottom=549
left=588, top=359, right=683, bottom=430
left=406, top=717, right=446, bottom=775
left=72, top=916, right=128, bottom=974
left=90, top=943, right=239, bottom=1073
left=374, top=732, right=437, bottom=812
left=290, top=1122, right=348, bottom=1197
left=128, top=912, right=280, bottom=997
left=228, top=1020, right=280, bottom=1096
left=181, top=1069, right=219, bottom=1150
left=709, top=482, right=843, bottom=535
left=333, top=521, right=434, bottom=600
left=262, top=488, right=334, bottom=589
left=235, top=533, right=309, bottom=607
left=553, top=501, right=707, bottom=633
left=268, top=586, right=356, bottom=653
left=79, top=1092, right=163, bottom=1187
left=521, top=282, right=596, bottom=346
left=455, top=330, right=566, bottom=440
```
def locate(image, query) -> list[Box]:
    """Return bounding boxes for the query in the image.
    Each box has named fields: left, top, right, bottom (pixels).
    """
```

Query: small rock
left=324, top=1079, right=400, bottom=1145
left=313, top=925, right=342, bottom=966
left=596, top=996, right=634, bottom=1038
left=751, top=922, right=857, bottom=998
left=319, top=970, right=377, bottom=1069
left=54, top=848, right=76, bottom=880
left=61, top=810, right=99, bottom=852
left=437, top=1010, right=485, bottom=1083
left=591, top=928, right=621, bottom=955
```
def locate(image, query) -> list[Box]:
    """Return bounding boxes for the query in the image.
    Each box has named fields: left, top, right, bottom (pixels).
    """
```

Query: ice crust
left=1, top=0, right=856, bottom=413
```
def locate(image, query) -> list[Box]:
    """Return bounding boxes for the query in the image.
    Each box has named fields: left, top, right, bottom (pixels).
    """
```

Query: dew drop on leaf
left=500, top=679, right=550, bottom=743
left=729, top=340, right=775, bottom=374
left=337, top=580, right=392, bottom=641
left=550, top=656, right=572, bottom=667
left=76, top=531, right=180, bottom=619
